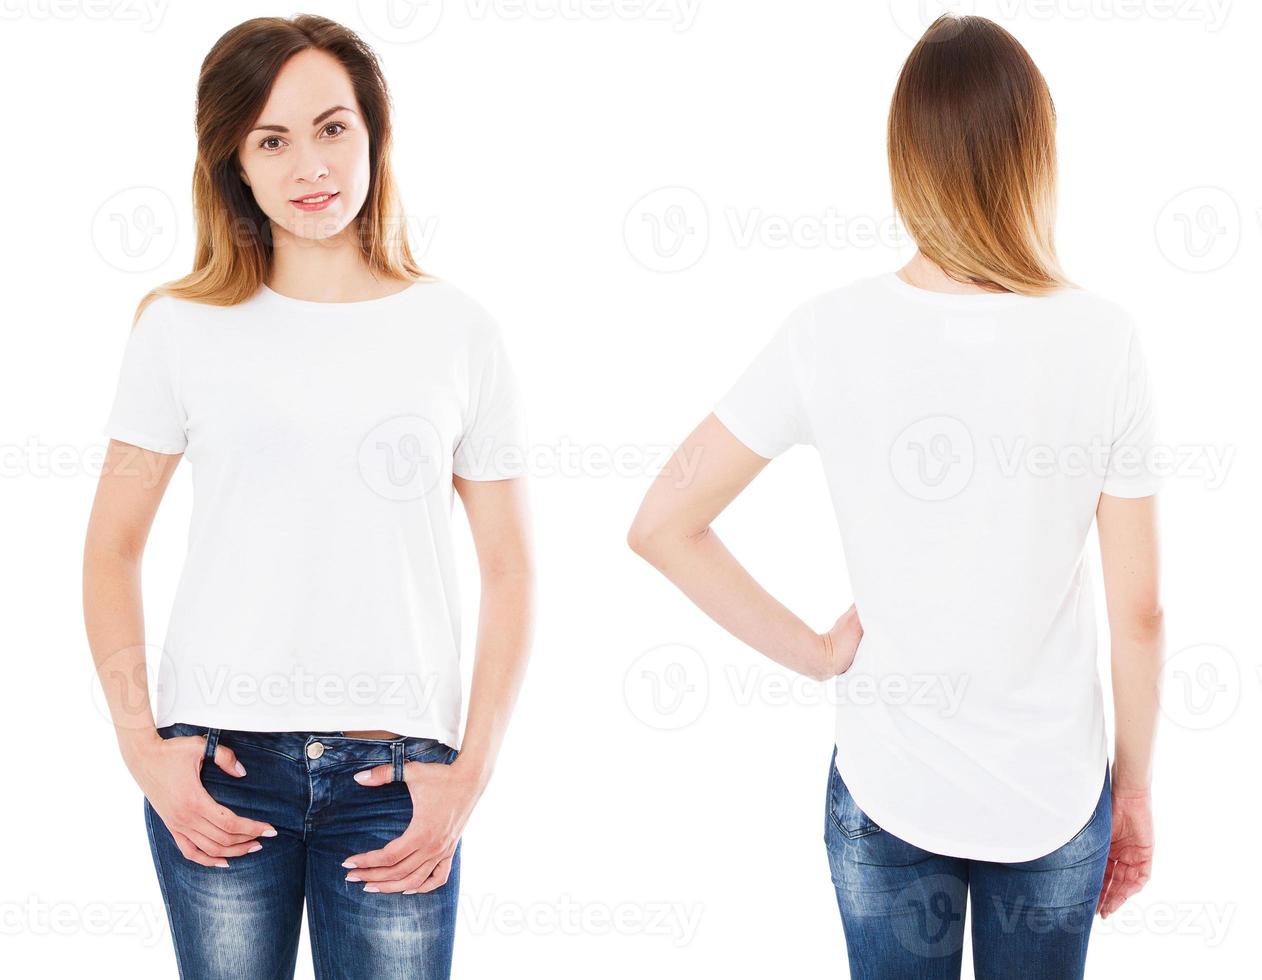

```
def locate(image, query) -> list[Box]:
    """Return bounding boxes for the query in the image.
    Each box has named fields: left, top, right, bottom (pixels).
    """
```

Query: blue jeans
left=824, top=746, right=1111, bottom=979
left=144, top=723, right=461, bottom=980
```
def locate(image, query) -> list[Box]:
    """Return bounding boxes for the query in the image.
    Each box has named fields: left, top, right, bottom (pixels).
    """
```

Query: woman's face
left=236, top=48, right=371, bottom=244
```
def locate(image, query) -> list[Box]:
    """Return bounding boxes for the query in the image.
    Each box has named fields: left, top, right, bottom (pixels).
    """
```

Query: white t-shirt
left=103, top=280, right=529, bottom=745
left=713, top=271, right=1162, bottom=861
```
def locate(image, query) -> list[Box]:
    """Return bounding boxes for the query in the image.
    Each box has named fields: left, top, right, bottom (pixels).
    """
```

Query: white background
left=1, top=0, right=1257, bottom=977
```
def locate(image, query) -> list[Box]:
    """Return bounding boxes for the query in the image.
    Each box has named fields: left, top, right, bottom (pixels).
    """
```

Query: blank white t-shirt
left=103, top=280, right=529, bottom=745
left=714, top=271, right=1161, bottom=861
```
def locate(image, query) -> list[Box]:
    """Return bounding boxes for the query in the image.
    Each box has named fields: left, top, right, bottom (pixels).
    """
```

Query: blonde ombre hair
left=135, top=14, right=429, bottom=322
left=888, top=14, right=1074, bottom=296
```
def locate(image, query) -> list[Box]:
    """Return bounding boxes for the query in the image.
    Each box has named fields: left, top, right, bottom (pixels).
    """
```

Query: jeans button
left=307, top=740, right=324, bottom=759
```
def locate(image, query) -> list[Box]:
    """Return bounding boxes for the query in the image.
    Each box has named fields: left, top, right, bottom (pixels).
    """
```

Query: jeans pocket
left=827, top=754, right=882, bottom=839
left=404, top=737, right=456, bottom=765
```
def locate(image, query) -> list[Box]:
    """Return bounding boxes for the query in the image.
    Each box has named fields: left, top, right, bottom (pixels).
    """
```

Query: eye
left=259, top=136, right=283, bottom=151
left=322, top=122, right=347, bottom=138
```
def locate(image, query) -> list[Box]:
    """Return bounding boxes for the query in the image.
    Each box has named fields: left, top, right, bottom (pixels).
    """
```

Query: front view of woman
left=628, top=15, right=1161, bottom=979
left=83, top=16, right=534, bottom=979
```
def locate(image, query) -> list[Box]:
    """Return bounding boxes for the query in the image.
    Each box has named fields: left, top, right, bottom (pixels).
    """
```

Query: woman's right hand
left=1097, top=788, right=1154, bottom=917
left=126, top=732, right=277, bottom=867
left=816, top=603, right=863, bottom=680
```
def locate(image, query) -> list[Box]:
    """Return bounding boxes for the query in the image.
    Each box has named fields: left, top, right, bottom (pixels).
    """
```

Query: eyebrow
left=249, top=105, right=356, bottom=135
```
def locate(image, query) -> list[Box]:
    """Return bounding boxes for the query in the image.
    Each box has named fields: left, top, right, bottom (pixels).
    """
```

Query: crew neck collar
left=256, top=279, right=427, bottom=310
left=879, top=270, right=1042, bottom=309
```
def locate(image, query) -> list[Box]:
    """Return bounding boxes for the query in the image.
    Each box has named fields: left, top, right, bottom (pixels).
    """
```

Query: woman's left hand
left=341, top=758, right=484, bottom=894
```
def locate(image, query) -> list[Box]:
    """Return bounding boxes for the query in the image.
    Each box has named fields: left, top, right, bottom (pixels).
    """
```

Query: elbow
left=626, top=521, right=658, bottom=561
left=1112, top=605, right=1165, bottom=644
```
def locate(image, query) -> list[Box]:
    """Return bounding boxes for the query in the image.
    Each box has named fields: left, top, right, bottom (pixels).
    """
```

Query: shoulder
left=407, top=278, right=505, bottom=345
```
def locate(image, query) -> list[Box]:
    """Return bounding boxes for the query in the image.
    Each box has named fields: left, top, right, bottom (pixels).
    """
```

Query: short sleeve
left=453, top=321, right=529, bottom=480
left=712, top=300, right=815, bottom=458
left=103, top=296, right=188, bottom=455
left=1101, top=324, right=1162, bottom=498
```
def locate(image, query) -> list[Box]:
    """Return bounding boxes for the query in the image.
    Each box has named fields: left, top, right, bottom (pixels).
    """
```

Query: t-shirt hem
left=104, top=425, right=186, bottom=455
left=712, top=403, right=778, bottom=459
left=831, top=750, right=1108, bottom=863
left=156, top=709, right=460, bottom=748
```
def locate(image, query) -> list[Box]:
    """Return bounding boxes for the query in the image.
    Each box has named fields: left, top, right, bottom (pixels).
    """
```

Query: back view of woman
left=629, top=14, right=1162, bottom=979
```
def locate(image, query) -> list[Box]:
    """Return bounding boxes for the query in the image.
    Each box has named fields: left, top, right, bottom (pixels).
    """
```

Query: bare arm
left=627, top=414, right=860, bottom=681
left=342, top=474, right=535, bottom=894
left=1095, top=491, right=1163, bottom=916
left=84, top=440, right=275, bottom=866
left=83, top=440, right=181, bottom=753
left=1098, top=492, right=1164, bottom=792
left=450, top=473, right=536, bottom=788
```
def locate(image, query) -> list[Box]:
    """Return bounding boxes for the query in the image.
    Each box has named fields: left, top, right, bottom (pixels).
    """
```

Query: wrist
left=451, top=752, right=494, bottom=792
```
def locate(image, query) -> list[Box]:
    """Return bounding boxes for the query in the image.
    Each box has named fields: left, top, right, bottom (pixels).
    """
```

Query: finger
left=198, top=797, right=278, bottom=840
left=343, top=837, right=414, bottom=870
left=351, top=848, right=432, bottom=886
left=171, top=829, right=229, bottom=868
left=211, top=743, right=248, bottom=778
left=189, top=813, right=257, bottom=847
left=184, top=825, right=263, bottom=859
left=351, top=763, right=395, bottom=788
left=412, top=855, right=454, bottom=894
left=371, top=855, right=441, bottom=894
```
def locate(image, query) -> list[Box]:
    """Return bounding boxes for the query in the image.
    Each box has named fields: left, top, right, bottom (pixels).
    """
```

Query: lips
left=290, top=191, right=339, bottom=212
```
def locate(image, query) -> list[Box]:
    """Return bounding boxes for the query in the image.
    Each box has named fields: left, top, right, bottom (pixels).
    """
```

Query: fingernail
left=402, top=889, right=418, bottom=895
left=346, top=875, right=361, bottom=882
left=363, top=885, right=379, bottom=893
left=234, top=762, right=247, bottom=776
left=353, top=771, right=371, bottom=783
left=342, top=860, right=357, bottom=869
left=216, top=860, right=229, bottom=868
left=262, top=828, right=278, bottom=837
left=248, top=843, right=262, bottom=853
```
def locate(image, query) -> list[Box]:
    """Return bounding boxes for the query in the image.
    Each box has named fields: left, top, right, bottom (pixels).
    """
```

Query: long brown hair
left=888, top=14, right=1074, bottom=295
left=135, top=14, right=429, bottom=322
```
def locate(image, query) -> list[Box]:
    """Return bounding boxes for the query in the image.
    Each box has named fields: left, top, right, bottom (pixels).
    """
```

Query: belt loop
left=203, top=727, right=221, bottom=762
left=392, top=740, right=404, bottom=783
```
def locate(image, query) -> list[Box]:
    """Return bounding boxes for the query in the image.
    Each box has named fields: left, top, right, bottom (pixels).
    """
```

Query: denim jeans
left=824, top=746, right=1111, bottom=980
left=143, top=722, right=461, bottom=980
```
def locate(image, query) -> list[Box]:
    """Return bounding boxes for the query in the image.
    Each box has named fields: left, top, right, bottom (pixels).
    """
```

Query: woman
left=628, top=14, right=1161, bottom=979
left=83, top=16, right=534, bottom=979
